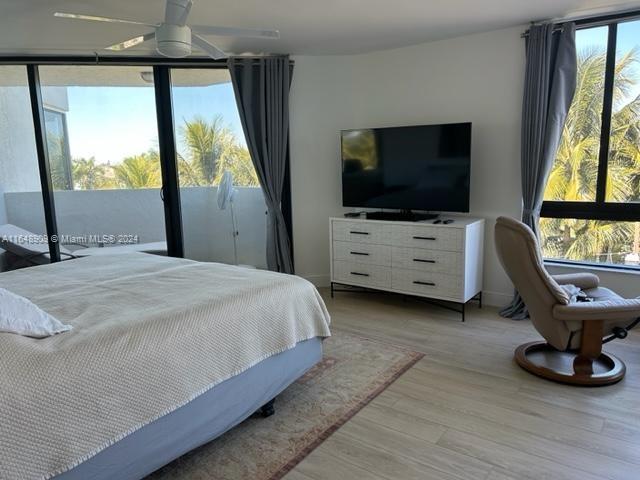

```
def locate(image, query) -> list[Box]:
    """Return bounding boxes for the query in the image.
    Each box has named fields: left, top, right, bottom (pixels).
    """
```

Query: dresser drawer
left=333, top=261, right=391, bottom=288
left=333, top=241, right=392, bottom=266
left=393, top=225, right=463, bottom=251
left=332, top=220, right=393, bottom=245
left=392, top=247, right=461, bottom=274
left=392, top=268, right=462, bottom=299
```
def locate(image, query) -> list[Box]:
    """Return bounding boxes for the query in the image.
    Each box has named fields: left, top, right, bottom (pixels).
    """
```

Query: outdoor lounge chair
left=0, top=224, right=166, bottom=269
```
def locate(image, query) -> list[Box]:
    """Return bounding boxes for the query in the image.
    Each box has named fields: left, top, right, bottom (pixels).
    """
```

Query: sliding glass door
left=37, top=66, right=167, bottom=256
left=170, top=68, right=267, bottom=267
left=0, top=66, right=50, bottom=271
left=0, top=60, right=286, bottom=271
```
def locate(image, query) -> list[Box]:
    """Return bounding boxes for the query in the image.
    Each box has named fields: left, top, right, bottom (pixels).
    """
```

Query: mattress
left=0, top=253, right=331, bottom=479
left=54, top=337, right=322, bottom=480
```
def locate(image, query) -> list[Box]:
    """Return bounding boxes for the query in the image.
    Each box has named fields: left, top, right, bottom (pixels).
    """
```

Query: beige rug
left=147, top=332, right=424, bottom=480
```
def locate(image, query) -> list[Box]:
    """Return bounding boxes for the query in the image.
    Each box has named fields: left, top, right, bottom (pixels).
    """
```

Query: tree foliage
left=67, top=116, right=258, bottom=191
left=71, top=158, right=113, bottom=190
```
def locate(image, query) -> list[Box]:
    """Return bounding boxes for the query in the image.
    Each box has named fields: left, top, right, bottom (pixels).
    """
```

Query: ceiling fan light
left=156, top=23, right=192, bottom=58
left=157, top=40, right=191, bottom=57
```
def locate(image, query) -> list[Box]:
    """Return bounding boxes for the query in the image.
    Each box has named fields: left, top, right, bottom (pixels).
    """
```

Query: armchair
left=494, top=216, right=640, bottom=386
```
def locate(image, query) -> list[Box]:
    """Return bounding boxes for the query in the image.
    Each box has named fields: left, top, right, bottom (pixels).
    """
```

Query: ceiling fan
left=54, top=0, right=279, bottom=60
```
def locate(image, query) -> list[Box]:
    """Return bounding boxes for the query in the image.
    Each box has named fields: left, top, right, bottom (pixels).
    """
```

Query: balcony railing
left=2, top=186, right=267, bottom=269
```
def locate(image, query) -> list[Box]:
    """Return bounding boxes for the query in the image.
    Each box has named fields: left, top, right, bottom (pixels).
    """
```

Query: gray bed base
left=53, top=337, right=322, bottom=480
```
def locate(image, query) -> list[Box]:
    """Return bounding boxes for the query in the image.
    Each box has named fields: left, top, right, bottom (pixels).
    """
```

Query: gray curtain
left=228, top=56, right=294, bottom=274
left=500, top=23, right=577, bottom=319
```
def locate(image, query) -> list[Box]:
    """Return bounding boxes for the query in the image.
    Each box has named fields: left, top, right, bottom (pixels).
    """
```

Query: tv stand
left=365, top=211, right=439, bottom=222
left=329, top=216, right=485, bottom=321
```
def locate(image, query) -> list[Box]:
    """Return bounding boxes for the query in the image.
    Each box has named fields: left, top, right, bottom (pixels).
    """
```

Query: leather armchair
left=494, top=216, right=640, bottom=386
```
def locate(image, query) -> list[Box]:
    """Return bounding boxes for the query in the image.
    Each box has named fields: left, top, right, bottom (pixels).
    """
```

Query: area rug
left=147, top=332, right=424, bottom=480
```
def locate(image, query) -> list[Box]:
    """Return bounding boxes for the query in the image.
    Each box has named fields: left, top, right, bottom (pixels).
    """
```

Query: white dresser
left=330, top=216, right=484, bottom=319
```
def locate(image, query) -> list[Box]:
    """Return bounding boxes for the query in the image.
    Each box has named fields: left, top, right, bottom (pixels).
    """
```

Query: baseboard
left=300, top=274, right=331, bottom=288
left=481, top=290, right=512, bottom=308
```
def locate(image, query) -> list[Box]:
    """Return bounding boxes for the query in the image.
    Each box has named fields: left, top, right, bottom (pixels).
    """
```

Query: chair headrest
left=494, top=216, right=570, bottom=305
left=495, top=216, right=538, bottom=243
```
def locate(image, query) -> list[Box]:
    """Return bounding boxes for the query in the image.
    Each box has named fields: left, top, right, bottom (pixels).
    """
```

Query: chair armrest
left=553, top=298, right=640, bottom=321
left=551, top=272, right=600, bottom=290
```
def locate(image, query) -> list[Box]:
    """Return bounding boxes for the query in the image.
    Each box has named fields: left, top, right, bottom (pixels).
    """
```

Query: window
left=38, top=66, right=167, bottom=252
left=540, top=17, right=640, bottom=268
left=170, top=68, right=267, bottom=268
left=0, top=59, right=288, bottom=270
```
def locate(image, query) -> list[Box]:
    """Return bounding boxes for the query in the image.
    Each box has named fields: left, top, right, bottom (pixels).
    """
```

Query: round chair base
left=514, top=341, right=626, bottom=386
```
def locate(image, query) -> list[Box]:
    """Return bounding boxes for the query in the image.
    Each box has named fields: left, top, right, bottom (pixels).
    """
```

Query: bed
left=0, top=253, right=331, bottom=480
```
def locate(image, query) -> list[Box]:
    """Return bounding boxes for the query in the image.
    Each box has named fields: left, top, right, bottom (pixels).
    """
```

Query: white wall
left=0, top=81, right=68, bottom=205
left=289, top=55, right=358, bottom=285
left=42, top=86, right=68, bottom=112
left=290, top=26, right=525, bottom=305
left=0, top=86, right=42, bottom=197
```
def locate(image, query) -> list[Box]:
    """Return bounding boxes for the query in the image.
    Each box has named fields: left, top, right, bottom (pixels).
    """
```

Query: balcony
left=0, top=65, right=269, bottom=272
left=1, top=186, right=267, bottom=271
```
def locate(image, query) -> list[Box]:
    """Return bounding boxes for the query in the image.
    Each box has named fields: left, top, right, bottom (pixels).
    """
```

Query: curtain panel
left=228, top=56, right=294, bottom=274
left=501, top=23, right=577, bottom=319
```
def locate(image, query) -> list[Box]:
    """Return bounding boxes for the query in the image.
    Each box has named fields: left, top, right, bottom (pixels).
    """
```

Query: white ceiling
left=1, top=0, right=639, bottom=57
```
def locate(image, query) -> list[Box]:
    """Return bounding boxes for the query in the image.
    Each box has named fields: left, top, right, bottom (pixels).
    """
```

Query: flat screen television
left=341, top=122, right=471, bottom=212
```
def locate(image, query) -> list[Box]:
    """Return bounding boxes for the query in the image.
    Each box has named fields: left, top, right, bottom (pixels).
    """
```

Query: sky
left=63, top=80, right=245, bottom=164
left=577, top=20, right=640, bottom=107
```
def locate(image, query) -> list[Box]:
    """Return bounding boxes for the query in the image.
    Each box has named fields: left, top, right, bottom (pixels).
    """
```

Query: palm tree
left=72, top=157, right=114, bottom=190
left=180, top=116, right=236, bottom=185
left=541, top=45, right=640, bottom=264
left=112, top=152, right=162, bottom=189
left=176, top=153, right=203, bottom=187
left=178, top=115, right=258, bottom=187
left=47, top=135, right=73, bottom=190
left=213, top=144, right=259, bottom=186
left=68, top=117, right=258, bottom=191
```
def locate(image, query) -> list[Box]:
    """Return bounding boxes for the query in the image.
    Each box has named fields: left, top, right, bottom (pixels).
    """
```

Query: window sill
left=544, top=259, right=640, bottom=276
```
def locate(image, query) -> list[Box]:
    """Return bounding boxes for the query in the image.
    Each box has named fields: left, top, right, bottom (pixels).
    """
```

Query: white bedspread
left=0, top=253, right=331, bottom=480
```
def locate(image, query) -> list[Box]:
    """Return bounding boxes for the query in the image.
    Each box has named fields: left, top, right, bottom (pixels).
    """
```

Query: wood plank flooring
left=285, top=289, right=640, bottom=480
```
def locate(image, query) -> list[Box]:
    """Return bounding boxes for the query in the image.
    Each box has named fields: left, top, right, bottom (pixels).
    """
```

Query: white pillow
left=0, top=287, right=72, bottom=338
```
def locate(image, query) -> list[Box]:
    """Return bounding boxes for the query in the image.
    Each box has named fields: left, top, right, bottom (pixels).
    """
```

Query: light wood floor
left=285, top=289, right=640, bottom=480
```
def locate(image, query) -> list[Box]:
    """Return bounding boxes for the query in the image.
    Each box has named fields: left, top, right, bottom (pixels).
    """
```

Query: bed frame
left=53, top=338, right=322, bottom=480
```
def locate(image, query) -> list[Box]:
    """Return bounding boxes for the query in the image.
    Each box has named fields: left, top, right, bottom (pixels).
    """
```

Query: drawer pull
left=350, top=231, right=370, bottom=235
left=413, top=258, right=436, bottom=263
left=350, top=271, right=370, bottom=277
left=350, top=251, right=370, bottom=256
left=413, top=236, right=436, bottom=240
left=413, top=280, right=435, bottom=286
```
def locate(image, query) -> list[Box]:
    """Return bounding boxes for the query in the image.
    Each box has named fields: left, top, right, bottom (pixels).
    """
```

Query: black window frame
left=0, top=56, right=294, bottom=267
left=541, top=10, right=640, bottom=222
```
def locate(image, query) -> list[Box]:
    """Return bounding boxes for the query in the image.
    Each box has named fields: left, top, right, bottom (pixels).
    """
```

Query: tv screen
left=341, top=123, right=471, bottom=212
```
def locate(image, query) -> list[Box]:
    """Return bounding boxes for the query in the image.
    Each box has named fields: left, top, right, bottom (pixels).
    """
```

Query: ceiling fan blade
left=105, top=32, right=155, bottom=51
left=54, top=12, right=156, bottom=27
left=191, top=33, right=227, bottom=60
left=177, top=0, right=193, bottom=26
left=165, top=0, right=193, bottom=26
left=192, top=25, right=280, bottom=39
